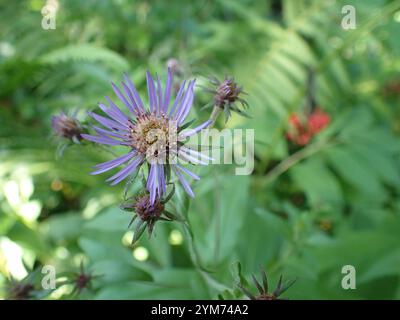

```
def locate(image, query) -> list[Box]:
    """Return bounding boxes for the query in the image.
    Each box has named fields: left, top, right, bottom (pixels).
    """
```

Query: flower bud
left=166, top=58, right=183, bottom=76
left=74, top=273, right=92, bottom=292
left=7, top=283, right=34, bottom=300
left=206, top=76, right=249, bottom=124
left=215, top=78, right=242, bottom=108
left=238, top=269, right=296, bottom=300
left=121, top=186, right=178, bottom=245
left=51, top=111, right=83, bottom=143
left=134, top=193, right=165, bottom=222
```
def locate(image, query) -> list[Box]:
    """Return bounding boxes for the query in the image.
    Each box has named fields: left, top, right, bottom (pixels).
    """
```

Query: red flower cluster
left=286, top=108, right=330, bottom=146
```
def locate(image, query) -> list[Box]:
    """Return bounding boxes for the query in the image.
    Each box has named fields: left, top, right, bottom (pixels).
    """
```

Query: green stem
left=209, top=105, right=222, bottom=127
left=263, top=138, right=337, bottom=185
left=181, top=220, right=205, bottom=271
left=181, top=220, right=230, bottom=292
left=200, top=270, right=231, bottom=292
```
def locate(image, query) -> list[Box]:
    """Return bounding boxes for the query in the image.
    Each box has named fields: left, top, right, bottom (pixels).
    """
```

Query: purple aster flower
left=166, top=58, right=183, bottom=76
left=82, top=69, right=211, bottom=203
left=51, top=111, right=83, bottom=143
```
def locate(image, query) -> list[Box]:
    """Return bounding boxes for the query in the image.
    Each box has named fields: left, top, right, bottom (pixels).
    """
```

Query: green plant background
left=1, top=0, right=400, bottom=299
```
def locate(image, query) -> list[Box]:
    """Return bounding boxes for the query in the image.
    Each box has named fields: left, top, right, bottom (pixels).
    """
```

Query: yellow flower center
left=130, top=113, right=177, bottom=162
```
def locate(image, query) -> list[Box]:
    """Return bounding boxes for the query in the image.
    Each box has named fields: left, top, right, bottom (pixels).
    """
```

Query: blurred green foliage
left=1, top=0, right=400, bottom=299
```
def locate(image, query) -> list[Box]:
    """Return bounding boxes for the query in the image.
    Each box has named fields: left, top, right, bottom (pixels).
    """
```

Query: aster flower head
left=166, top=58, right=183, bottom=76
left=215, top=78, right=241, bottom=106
left=4, top=268, right=45, bottom=300
left=75, top=273, right=91, bottom=291
left=121, top=185, right=178, bottom=244
left=69, top=262, right=99, bottom=295
left=60, top=261, right=100, bottom=297
left=207, top=75, right=249, bottom=122
left=238, top=269, right=296, bottom=300
left=82, top=69, right=212, bottom=204
left=51, top=111, right=83, bottom=143
left=7, top=282, right=34, bottom=300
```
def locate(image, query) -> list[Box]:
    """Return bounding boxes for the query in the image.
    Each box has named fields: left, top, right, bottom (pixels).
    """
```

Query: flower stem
left=209, top=105, right=222, bottom=127
left=181, top=220, right=207, bottom=272
left=181, top=220, right=231, bottom=292
left=263, top=138, right=337, bottom=185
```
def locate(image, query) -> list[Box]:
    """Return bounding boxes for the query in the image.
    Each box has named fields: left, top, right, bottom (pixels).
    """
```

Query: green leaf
left=41, top=212, right=83, bottom=243
left=324, top=146, right=385, bottom=198
left=40, top=45, right=130, bottom=71
left=84, top=207, right=129, bottom=232
left=189, top=173, right=250, bottom=266
left=291, top=157, right=343, bottom=207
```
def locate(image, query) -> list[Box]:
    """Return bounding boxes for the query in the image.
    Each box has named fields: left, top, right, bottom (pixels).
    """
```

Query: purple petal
left=91, top=150, right=137, bottom=174
left=176, top=81, right=196, bottom=125
left=180, top=146, right=213, bottom=161
left=93, top=126, right=126, bottom=139
left=158, top=164, right=166, bottom=195
left=107, top=156, right=143, bottom=185
left=98, top=102, right=128, bottom=126
left=178, top=147, right=212, bottom=165
left=146, top=71, right=157, bottom=113
left=147, top=164, right=158, bottom=204
left=173, top=166, right=195, bottom=198
left=177, top=95, right=194, bottom=125
left=169, top=80, right=186, bottom=117
left=105, top=97, right=132, bottom=122
left=121, top=83, right=140, bottom=115
left=172, top=80, right=193, bottom=120
left=123, top=73, right=145, bottom=113
left=163, top=68, right=173, bottom=114
left=88, top=112, right=126, bottom=131
left=81, top=134, right=122, bottom=146
left=178, top=152, right=207, bottom=165
left=146, top=164, right=156, bottom=190
left=174, top=80, right=195, bottom=124
left=156, top=75, right=163, bottom=116
left=146, top=164, right=166, bottom=204
left=175, top=164, right=200, bottom=180
left=179, top=119, right=211, bottom=138
left=111, top=82, right=135, bottom=115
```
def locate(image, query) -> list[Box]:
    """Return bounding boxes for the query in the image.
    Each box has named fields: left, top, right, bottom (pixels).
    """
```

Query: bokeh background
left=1, top=0, right=400, bottom=299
